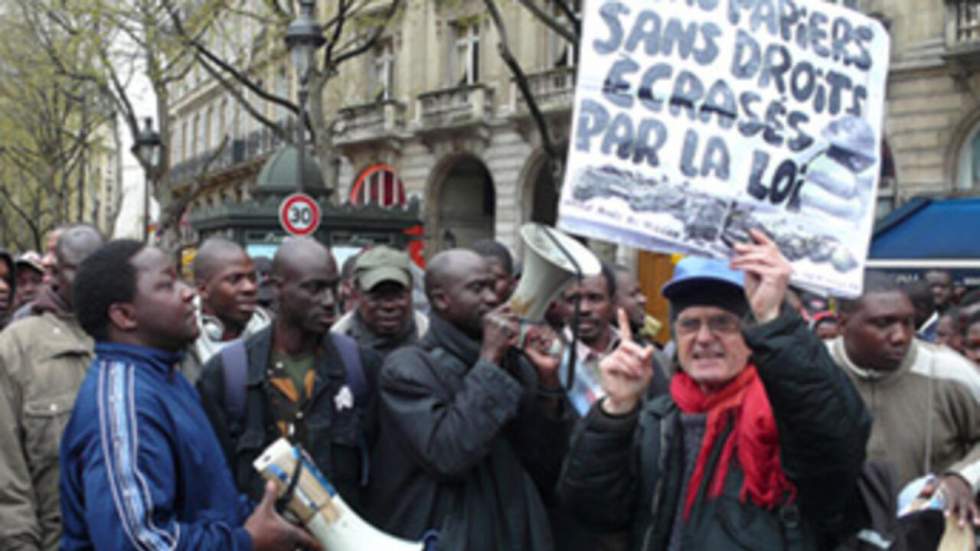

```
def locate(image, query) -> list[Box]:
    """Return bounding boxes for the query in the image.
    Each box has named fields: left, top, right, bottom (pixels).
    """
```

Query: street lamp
left=285, top=0, right=325, bottom=194
left=133, top=117, right=162, bottom=243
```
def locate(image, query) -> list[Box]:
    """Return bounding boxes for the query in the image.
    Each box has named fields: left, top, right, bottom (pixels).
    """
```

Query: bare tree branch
left=155, top=135, right=230, bottom=240
left=159, top=0, right=297, bottom=141
left=482, top=0, right=559, bottom=171
left=515, top=0, right=576, bottom=43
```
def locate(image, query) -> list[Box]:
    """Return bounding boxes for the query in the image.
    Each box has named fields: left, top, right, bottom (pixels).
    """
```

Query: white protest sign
left=558, top=0, right=890, bottom=297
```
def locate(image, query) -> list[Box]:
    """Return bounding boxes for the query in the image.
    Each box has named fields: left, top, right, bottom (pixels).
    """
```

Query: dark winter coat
left=558, top=308, right=871, bottom=551
left=367, top=314, right=568, bottom=551
left=196, top=326, right=381, bottom=514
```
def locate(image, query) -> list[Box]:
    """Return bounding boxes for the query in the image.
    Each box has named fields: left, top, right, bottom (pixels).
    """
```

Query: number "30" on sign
left=278, top=193, right=321, bottom=237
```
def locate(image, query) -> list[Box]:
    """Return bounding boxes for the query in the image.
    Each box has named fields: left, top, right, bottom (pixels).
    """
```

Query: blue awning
left=868, top=197, right=980, bottom=267
left=868, top=197, right=980, bottom=260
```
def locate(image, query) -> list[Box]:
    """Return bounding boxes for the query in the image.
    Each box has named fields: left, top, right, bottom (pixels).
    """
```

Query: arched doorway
left=436, top=155, right=495, bottom=250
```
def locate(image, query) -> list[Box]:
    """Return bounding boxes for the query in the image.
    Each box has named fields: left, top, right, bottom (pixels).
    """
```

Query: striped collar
left=94, top=342, right=183, bottom=375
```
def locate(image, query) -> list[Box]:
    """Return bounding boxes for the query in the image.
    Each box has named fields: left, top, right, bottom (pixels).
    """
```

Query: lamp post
left=132, top=117, right=162, bottom=243
left=285, top=0, right=326, bottom=195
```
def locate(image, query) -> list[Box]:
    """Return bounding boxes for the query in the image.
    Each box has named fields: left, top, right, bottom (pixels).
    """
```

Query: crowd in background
left=0, top=225, right=977, bottom=550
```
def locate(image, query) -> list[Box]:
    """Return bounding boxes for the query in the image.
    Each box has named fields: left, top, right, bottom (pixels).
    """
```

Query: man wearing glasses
left=332, top=246, right=428, bottom=359
left=558, top=230, right=871, bottom=550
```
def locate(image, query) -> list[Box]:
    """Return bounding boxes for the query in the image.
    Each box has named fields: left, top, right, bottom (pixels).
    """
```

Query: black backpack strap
left=329, top=332, right=371, bottom=486
left=331, top=333, right=367, bottom=404
left=220, top=339, right=249, bottom=431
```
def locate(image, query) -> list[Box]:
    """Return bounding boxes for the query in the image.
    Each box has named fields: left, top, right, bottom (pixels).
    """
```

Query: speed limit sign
left=278, top=193, right=321, bottom=237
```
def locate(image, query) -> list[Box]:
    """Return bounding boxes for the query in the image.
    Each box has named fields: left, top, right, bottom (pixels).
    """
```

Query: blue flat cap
left=662, top=256, right=745, bottom=300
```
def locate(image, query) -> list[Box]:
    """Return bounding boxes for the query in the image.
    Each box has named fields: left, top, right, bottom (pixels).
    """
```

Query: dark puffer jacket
left=558, top=308, right=871, bottom=550
left=367, top=314, right=569, bottom=551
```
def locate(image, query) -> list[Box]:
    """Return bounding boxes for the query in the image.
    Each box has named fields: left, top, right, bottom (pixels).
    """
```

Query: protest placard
left=557, top=0, right=890, bottom=297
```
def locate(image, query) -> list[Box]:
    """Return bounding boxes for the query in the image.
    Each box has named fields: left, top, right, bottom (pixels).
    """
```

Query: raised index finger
left=617, top=307, right=633, bottom=343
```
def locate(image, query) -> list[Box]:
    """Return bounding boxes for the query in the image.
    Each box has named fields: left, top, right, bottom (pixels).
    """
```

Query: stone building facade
left=164, top=0, right=578, bottom=255
left=857, top=0, right=980, bottom=213
left=162, top=0, right=979, bottom=258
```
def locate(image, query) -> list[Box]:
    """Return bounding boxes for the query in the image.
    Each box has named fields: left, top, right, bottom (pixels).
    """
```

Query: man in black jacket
left=368, top=248, right=567, bottom=550
left=197, top=237, right=381, bottom=515
left=558, top=230, right=871, bottom=550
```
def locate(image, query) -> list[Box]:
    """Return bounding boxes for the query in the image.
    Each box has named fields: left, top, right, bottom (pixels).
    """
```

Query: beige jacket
left=828, top=337, right=980, bottom=491
left=0, top=313, right=93, bottom=550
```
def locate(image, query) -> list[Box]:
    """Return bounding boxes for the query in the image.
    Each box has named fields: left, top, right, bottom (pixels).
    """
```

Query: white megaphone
left=254, top=438, right=425, bottom=551
left=508, top=223, right=601, bottom=323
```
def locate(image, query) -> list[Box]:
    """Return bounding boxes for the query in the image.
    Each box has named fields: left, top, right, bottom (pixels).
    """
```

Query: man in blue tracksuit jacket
left=58, top=240, right=319, bottom=551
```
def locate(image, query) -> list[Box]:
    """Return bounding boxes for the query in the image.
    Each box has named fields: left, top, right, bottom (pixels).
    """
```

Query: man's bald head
left=271, top=237, right=339, bottom=335
left=271, top=237, right=334, bottom=280
left=54, top=224, right=105, bottom=309
left=56, top=224, right=105, bottom=266
left=193, top=237, right=247, bottom=284
left=425, top=249, right=497, bottom=337
left=424, top=249, right=485, bottom=302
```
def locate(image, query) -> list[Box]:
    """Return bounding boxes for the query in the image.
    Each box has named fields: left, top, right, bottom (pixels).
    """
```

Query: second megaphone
left=254, top=438, right=428, bottom=551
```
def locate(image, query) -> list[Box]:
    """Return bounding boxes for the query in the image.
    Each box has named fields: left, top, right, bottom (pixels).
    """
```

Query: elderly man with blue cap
left=558, top=230, right=871, bottom=550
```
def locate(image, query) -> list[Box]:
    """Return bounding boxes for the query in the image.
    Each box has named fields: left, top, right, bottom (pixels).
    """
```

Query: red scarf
left=670, top=366, right=796, bottom=520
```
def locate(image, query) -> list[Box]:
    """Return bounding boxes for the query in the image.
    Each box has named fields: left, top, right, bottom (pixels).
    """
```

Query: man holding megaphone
left=368, top=248, right=569, bottom=551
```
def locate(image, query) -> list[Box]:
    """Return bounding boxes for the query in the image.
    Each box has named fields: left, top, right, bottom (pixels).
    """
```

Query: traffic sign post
left=278, top=193, right=322, bottom=237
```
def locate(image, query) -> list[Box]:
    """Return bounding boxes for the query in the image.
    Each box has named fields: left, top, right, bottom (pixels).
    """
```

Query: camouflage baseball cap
left=355, top=246, right=411, bottom=291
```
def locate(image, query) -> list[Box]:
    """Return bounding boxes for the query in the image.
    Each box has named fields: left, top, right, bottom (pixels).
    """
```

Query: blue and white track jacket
left=59, top=343, right=252, bottom=550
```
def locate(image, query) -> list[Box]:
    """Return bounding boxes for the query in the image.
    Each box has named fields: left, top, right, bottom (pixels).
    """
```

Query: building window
left=373, top=41, right=396, bottom=102
left=452, top=22, right=480, bottom=86
left=181, top=121, right=189, bottom=162
left=205, top=106, right=214, bottom=150
left=254, top=79, right=264, bottom=127
left=224, top=99, right=235, bottom=140
left=876, top=139, right=897, bottom=218
left=211, top=103, right=222, bottom=149
left=550, top=0, right=580, bottom=68
left=172, top=122, right=182, bottom=163
left=275, top=66, right=289, bottom=121
left=192, top=114, right=202, bottom=157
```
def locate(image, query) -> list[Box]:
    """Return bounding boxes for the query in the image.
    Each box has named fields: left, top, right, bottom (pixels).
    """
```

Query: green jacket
left=0, top=311, right=93, bottom=551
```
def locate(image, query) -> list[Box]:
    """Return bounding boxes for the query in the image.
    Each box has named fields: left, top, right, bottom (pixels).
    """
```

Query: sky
left=112, top=73, right=158, bottom=239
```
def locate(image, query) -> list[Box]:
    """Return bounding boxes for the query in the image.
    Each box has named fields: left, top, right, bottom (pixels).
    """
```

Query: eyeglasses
left=674, top=314, right=741, bottom=336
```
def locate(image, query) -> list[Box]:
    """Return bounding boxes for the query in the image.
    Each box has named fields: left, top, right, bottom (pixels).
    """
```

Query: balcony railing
left=416, top=84, right=494, bottom=128
left=949, top=0, right=980, bottom=47
left=334, top=99, right=406, bottom=145
left=511, top=66, right=576, bottom=112
left=166, top=119, right=296, bottom=185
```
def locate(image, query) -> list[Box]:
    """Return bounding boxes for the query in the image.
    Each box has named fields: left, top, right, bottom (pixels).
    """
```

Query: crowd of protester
left=0, top=225, right=977, bottom=550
